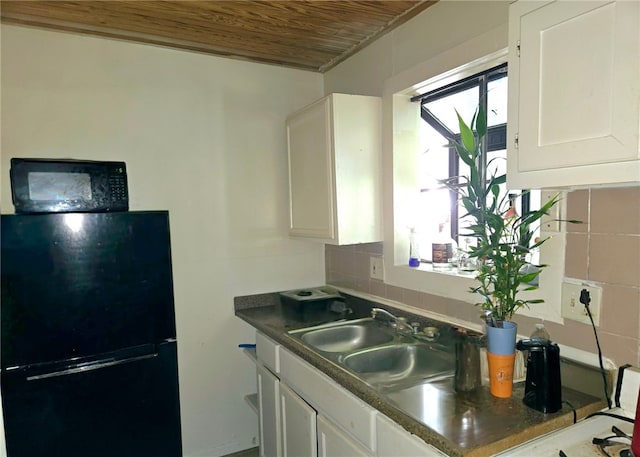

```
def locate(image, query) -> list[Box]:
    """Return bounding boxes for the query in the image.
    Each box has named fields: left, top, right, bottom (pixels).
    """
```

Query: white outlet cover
left=370, top=256, right=384, bottom=280
left=561, top=280, right=601, bottom=326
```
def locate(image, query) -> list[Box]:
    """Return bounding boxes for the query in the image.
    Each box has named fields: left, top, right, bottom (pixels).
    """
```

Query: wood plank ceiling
left=0, top=1, right=437, bottom=72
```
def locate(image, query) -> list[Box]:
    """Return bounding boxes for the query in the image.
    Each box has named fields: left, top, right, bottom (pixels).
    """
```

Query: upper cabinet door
left=286, top=93, right=382, bottom=245
left=507, top=0, right=640, bottom=188
left=287, top=96, right=335, bottom=241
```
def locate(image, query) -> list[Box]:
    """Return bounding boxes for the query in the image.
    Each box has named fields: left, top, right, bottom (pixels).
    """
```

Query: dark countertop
left=235, top=291, right=607, bottom=457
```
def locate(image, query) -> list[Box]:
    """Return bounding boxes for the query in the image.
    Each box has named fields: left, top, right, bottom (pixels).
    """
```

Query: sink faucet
left=371, top=308, right=418, bottom=334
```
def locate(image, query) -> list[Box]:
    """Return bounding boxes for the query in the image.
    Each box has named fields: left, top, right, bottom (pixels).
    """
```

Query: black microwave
left=10, top=158, right=129, bottom=214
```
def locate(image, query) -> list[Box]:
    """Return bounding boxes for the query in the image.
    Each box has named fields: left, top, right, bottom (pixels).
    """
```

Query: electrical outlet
left=561, top=281, right=602, bottom=326
left=370, top=256, right=384, bottom=280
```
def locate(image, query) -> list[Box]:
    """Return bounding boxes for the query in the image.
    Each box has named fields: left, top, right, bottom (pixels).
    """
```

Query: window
left=384, top=48, right=564, bottom=323
left=409, top=63, right=540, bottom=264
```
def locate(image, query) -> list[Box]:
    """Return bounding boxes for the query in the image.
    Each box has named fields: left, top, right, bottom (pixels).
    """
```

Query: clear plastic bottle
left=523, top=323, right=551, bottom=363
left=457, top=237, right=477, bottom=273
left=530, top=323, right=550, bottom=342
left=409, top=228, right=420, bottom=267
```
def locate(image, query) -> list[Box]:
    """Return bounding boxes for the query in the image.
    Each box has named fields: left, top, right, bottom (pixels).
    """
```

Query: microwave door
left=9, top=158, right=128, bottom=213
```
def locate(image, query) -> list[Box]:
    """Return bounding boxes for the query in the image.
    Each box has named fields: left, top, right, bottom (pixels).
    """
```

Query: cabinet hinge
left=516, top=40, right=521, bottom=58
left=514, top=133, right=519, bottom=149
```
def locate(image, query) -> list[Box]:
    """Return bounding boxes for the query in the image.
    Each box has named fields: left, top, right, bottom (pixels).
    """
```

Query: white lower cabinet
left=254, top=331, right=443, bottom=457
left=279, top=346, right=377, bottom=452
left=280, top=382, right=317, bottom=457
left=317, top=415, right=373, bottom=457
left=256, top=363, right=281, bottom=457
left=257, top=361, right=317, bottom=457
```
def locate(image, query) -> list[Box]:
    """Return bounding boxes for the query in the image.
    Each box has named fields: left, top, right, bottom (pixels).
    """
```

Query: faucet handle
left=410, top=322, right=421, bottom=334
left=422, top=326, right=440, bottom=341
left=395, top=316, right=408, bottom=331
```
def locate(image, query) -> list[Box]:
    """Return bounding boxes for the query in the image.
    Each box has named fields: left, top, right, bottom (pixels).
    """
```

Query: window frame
left=416, top=63, right=514, bottom=247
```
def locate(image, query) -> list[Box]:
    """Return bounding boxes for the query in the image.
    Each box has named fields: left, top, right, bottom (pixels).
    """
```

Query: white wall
left=1, top=24, right=325, bottom=457
left=324, top=0, right=509, bottom=95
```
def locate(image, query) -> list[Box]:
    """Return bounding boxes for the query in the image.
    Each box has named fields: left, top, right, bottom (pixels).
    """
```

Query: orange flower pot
left=487, top=352, right=516, bottom=398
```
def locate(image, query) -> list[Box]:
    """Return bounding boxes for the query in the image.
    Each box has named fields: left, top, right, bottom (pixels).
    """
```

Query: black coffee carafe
left=516, top=339, right=562, bottom=413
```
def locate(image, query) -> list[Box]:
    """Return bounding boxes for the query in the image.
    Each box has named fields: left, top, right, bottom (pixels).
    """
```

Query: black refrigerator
left=0, top=211, right=182, bottom=457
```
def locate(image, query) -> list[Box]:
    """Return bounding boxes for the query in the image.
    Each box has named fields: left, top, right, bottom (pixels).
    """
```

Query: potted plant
left=444, top=106, right=560, bottom=397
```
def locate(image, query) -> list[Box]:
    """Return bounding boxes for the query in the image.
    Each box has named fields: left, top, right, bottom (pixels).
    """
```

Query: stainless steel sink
left=341, top=343, right=455, bottom=388
left=289, top=317, right=455, bottom=391
left=288, top=315, right=459, bottom=433
left=291, top=318, right=395, bottom=353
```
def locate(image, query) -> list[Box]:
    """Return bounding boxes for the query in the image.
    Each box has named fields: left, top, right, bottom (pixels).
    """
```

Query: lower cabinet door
left=317, top=414, right=373, bottom=457
left=257, top=363, right=281, bottom=457
left=280, top=382, right=318, bottom=457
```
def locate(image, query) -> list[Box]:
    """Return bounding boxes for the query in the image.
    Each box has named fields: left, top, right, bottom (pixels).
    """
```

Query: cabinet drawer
left=279, top=348, right=376, bottom=452
left=256, top=332, right=280, bottom=374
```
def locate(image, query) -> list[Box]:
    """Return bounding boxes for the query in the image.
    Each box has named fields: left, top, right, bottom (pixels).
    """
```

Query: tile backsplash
left=326, top=187, right=640, bottom=367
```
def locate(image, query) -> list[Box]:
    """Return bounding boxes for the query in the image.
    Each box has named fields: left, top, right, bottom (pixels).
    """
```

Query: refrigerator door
left=1, top=341, right=182, bottom=457
left=1, top=211, right=176, bottom=369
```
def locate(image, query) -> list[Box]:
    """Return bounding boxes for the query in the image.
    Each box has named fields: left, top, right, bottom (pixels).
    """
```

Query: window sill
left=405, top=262, right=478, bottom=277
left=384, top=230, right=566, bottom=324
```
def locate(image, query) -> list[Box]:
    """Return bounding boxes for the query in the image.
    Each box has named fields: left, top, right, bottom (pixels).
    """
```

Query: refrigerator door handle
left=26, top=353, right=158, bottom=381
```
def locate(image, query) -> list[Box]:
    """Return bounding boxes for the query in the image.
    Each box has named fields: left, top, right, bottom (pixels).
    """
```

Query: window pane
left=416, top=189, right=452, bottom=262
left=417, top=64, right=511, bottom=264
left=424, top=86, right=479, bottom=134
left=487, top=149, right=507, bottom=187
left=419, top=122, right=449, bottom=189
left=418, top=119, right=454, bottom=261
left=487, top=76, right=508, bottom=127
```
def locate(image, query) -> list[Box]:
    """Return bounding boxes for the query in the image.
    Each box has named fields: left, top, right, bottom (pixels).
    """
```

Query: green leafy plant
left=444, top=106, right=560, bottom=323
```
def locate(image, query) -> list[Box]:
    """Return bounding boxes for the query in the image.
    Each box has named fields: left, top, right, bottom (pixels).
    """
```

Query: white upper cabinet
left=286, top=93, right=382, bottom=245
left=507, top=0, right=640, bottom=188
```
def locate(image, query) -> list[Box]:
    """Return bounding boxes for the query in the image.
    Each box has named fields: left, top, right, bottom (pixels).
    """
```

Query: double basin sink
left=288, top=317, right=455, bottom=392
